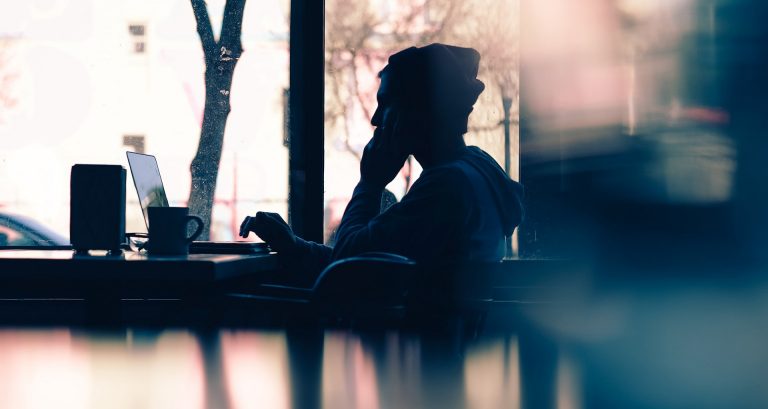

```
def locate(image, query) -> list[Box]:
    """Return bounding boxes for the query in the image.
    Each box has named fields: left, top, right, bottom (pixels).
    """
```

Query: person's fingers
left=363, top=129, right=379, bottom=156
left=258, top=212, right=278, bottom=221
left=390, top=112, right=404, bottom=145
left=256, top=213, right=287, bottom=238
left=263, top=212, right=289, bottom=227
left=240, top=213, right=287, bottom=238
left=239, top=216, right=252, bottom=238
left=249, top=212, right=293, bottom=251
left=252, top=212, right=273, bottom=238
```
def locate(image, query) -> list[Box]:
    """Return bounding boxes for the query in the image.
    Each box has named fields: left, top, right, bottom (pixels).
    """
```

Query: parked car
left=0, top=212, right=70, bottom=247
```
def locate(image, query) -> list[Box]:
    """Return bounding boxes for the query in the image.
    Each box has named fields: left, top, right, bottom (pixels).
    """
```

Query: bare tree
left=457, top=0, right=520, bottom=175
left=325, top=0, right=378, bottom=162
left=188, top=0, right=246, bottom=240
left=325, top=0, right=467, bottom=166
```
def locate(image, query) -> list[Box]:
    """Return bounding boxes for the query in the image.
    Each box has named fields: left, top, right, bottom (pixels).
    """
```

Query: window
left=0, top=0, right=289, bottom=245
left=2, top=0, right=748, bottom=257
left=128, top=24, right=146, bottom=36
left=128, top=23, right=147, bottom=54
left=323, top=0, right=520, bottom=248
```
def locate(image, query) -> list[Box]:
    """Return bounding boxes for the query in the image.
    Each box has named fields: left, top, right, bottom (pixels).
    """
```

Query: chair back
left=311, top=252, right=417, bottom=313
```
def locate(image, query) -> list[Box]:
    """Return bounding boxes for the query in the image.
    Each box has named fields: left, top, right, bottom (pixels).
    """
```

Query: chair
left=310, top=252, right=417, bottom=321
left=223, top=253, right=499, bottom=333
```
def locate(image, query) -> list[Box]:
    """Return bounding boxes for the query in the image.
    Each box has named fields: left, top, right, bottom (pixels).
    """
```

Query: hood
left=461, top=146, right=525, bottom=235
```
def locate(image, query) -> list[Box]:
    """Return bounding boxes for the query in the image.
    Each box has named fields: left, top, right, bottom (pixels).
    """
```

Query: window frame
left=288, top=0, right=325, bottom=243
left=290, top=0, right=525, bottom=252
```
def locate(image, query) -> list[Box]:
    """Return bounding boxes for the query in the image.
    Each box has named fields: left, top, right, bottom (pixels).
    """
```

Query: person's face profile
left=371, top=70, right=423, bottom=155
left=371, top=71, right=396, bottom=129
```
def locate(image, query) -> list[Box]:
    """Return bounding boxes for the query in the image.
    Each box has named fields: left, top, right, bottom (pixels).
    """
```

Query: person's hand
left=240, top=212, right=297, bottom=254
left=360, top=117, right=410, bottom=189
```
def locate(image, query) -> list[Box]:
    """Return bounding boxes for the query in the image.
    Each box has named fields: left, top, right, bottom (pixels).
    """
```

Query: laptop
left=126, top=151, right=269, bottom=254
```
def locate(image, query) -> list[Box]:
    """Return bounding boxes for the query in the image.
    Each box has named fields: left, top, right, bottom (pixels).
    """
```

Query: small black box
left=70, top=164, right=126, bottom=253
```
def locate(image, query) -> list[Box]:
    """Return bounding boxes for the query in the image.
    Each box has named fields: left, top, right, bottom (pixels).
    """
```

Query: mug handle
left=185, top=215, right=204, bottom=243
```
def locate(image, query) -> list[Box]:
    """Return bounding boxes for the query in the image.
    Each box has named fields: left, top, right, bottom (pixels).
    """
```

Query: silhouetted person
left=240, top=44, right=524, bottom=284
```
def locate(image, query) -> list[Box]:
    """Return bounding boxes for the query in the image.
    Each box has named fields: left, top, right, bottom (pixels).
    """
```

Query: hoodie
left=331, top=145, right=524, bottom=263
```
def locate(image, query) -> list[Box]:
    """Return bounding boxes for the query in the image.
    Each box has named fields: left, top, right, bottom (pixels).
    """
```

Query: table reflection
left=0, top=330, right=205, bottom=409
left=221, top=331, right=291, bottom=409
left=0, top=328, right=580, bottom=409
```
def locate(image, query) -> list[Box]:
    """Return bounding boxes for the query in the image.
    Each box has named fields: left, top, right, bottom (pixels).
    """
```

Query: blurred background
left=518, top=0, right=768, bottom=271
left=2, top=1, right=768, bottom=408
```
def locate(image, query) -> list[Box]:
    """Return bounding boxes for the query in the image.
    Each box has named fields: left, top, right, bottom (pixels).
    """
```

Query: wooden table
left=0, top=249, right=283, bottom=325
left=0, top=249, right=280, bottom=299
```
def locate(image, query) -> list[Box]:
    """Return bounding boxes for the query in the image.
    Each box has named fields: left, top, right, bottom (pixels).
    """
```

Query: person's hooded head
left=371, top=44, right=485, bottom=159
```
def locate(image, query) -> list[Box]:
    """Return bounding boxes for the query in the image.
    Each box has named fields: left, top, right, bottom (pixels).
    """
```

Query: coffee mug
left=146, top=206, right=203, bottom=255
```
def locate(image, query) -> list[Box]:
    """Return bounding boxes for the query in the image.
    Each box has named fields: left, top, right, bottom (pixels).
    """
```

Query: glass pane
left=323, top=0, right=520, bottom=244
left=0, top=0, right=289, bottom=246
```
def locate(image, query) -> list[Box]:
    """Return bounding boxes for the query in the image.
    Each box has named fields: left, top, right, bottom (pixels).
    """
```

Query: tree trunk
left=188, top=0, right=245, bottom=240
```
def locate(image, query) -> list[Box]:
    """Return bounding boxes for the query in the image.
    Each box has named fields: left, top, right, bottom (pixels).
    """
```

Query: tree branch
left=422, top=0, right=455, bottom=43
left=348, top=52, right=374, bottom=124
left=220, top=0, right=246, bottom=57
left=191, top=0, right=217, bottom=66
left=327, top=49, right=362, bottom=163
left=187, top=0, right=247, bottom=240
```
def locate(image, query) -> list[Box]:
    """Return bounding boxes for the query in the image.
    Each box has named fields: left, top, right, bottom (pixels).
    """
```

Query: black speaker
left=70, top=164, right=126, bottom=253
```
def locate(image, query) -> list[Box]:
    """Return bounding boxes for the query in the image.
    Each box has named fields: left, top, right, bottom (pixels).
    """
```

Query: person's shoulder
left=410, top=159, right=474, bottom=201
left=417, top=160, right=471, bottom=185
left=420, top=147, right=488, bottom=181
left=403, top=163, right=471, bottom=215
left=463, top=145, right=501, bottom=166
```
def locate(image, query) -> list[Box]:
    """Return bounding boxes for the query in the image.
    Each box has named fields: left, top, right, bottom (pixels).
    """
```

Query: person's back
left=453, top=146, right=523, bottom=261
left=331, top=145, right=522, bottom=263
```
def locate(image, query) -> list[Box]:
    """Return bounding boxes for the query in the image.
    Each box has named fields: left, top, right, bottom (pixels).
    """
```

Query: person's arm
left=332, top=168, right=468, bottom=261
left=332, top=180, right=385, bottom=244
left=331, top=111, right=474, bottom=260
left=240, top=212, right=332, bottom=283
left=292, top=236, right=333, bottom=275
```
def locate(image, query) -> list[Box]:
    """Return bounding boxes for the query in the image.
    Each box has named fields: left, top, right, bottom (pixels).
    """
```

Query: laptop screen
left=126, top=152, right=169, bottom=228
